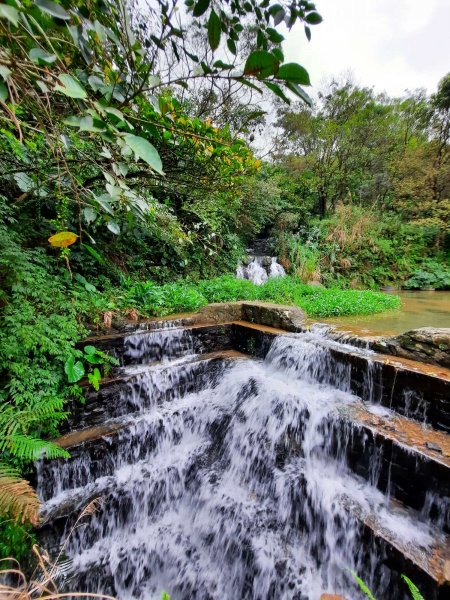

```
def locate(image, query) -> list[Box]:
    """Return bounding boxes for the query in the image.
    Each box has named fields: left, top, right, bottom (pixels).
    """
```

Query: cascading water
left=237, top=256, right=285, bottom=285
left=37, top=331, right=437, bottom=600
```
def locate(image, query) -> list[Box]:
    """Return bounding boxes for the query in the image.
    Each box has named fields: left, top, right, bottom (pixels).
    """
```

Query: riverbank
left=313, top=290, right=450, bottom=336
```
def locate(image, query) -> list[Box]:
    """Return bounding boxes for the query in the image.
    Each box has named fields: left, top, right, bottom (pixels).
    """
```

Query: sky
left=282, top=0, right=450, bottom=97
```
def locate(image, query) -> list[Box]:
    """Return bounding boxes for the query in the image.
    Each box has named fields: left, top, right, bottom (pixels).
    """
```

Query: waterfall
left=237, top=256, right=285, bottom=285
left=37, top=330, right=439, bottom=600
left=269, top=256, right=286, bottom=278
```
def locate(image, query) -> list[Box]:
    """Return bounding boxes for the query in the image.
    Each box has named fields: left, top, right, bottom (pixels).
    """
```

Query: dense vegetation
left=0, top=0, right=448, bottom=571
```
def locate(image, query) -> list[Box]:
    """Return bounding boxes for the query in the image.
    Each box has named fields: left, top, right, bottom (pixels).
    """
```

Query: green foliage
left=404, top=260, right=450, bottom=290
left=0, top=519, right=36, bottom=567
left=123, top=280, right=208, bottom=316
left=118, top=274, right=400, bottom=319
left=276, top=205, right=447, bottom=289
left=351, top=571, right=426, bottom=600
left=197, top=275, right=261, bottom=303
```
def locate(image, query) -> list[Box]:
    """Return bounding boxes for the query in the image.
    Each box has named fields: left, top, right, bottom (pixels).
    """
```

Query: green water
left=319, top=291, right=450, bottom=337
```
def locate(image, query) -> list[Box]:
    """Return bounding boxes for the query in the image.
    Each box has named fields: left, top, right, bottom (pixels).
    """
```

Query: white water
left=269, top=256, right=286, bottom=278
left=237, top=256, right=285, bottom=285
left=37, top=332, right=437, bottom=600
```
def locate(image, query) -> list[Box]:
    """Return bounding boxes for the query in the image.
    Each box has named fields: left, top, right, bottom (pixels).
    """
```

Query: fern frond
left=401, top=575, right=425, bottom=600
left=0, top=463, right=40, bottom=525
left=350, top=571, right=377, bottom=600
left=0, top=434, right=70, bottom=461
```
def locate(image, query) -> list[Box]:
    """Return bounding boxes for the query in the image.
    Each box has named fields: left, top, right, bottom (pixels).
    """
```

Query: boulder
left=375, top=327, right=450, bottom=368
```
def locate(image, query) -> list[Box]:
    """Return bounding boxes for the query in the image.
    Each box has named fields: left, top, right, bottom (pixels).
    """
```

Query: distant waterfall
left=237, top=255, right=285, bottom=285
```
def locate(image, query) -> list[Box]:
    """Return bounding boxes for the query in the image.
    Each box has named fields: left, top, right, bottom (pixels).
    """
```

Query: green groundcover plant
left=118, top=274, right=401, bottom=318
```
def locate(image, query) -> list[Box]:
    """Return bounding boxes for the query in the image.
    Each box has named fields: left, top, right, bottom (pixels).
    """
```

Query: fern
left=0, top=434, right=69, bottom=461
left=0, top=463, right=40, bottom=525
left=351, top=571, right=377, bottom=600
left=401, top=575, right=425, bottom=600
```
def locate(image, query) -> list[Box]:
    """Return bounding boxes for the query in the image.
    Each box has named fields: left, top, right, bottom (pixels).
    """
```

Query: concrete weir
left=36, top=303, right=450, bottom=600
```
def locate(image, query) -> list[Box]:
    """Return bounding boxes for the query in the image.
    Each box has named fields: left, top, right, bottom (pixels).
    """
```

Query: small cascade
left=269, top=256, right=286, bottom=278
left=237, top=255, right=285, bottom=285
left=35, top=326, right=446, bottom=600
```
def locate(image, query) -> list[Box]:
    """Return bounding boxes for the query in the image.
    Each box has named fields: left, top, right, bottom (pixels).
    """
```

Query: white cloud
left=282, top=0, right=449, bottom=96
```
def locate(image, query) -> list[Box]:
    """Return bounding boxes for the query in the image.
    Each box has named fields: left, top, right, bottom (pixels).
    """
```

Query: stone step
left=68, top=350, right=246, bottom=430
left=232, top=322, right=450, bottom=432
left=344, top=404, right=450, bottom=532
left=342, top=494, right=450, bottom=597
left=84, top=323, right=234, bottom=366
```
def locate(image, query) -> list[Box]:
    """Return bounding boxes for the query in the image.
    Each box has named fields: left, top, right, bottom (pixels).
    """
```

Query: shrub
left=404, top=259, right=450, bottom=290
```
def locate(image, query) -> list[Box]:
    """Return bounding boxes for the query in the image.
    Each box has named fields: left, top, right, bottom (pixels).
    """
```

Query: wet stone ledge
left=374, top=328, right=450, bottom=369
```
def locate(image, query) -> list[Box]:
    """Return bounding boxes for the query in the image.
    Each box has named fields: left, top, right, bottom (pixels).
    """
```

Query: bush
left=404, top=260, right=450, bottom=290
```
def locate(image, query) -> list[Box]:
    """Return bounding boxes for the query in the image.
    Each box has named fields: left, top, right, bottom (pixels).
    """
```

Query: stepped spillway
left=36, top=316, right=450, bottom=600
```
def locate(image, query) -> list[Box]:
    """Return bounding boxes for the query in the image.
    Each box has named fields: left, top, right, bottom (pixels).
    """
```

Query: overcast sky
left=282, top=0, right=450, bottom=97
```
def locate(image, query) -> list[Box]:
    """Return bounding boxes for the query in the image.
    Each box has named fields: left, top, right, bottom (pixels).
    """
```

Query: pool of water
left=316, top=291, right=450, bottom=337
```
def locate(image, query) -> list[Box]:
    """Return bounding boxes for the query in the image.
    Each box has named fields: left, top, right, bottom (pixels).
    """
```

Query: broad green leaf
left=277, top=63, right=310, bottom=86
left=104, top=106, right=124, bottom=120
left=34, top=0, right=70, bottom=20
left=266, top=28, right=284, bottom=44
left=227, top=38, right=237, bottom=55
left=95, top=193, right=114, bottom=214
left=0, top=4, right=19, bottom=27
left=272, top=47, right=284, bottom=63
left=264, top=81, right=290, bottom=104
left=36, top=80, right=50, bottom=93
left=207, top=9, right=221, bottom=51
left=64, top=357, right=85, bottom=383
left=63, top=115, right=82, bottom=127
left=88, top=368, right=101, bottom=391
left=83, top=345, right=97, bottom=356
left=29, top=48, right=57, bottom=65
left=83, top=206, right=97, bottom=223
left=14, top=173, right=34, bottom=192
left=234, top=77, right=263, bottom=94
left=83, top=243, right=107, bottom=266
left=192, top=0, right=210, bottom=17
left=0, top=66, right=12, bottom=82
left=88, top=75, right=105, bottom=92
left=124, top=134, right=163, bottom=174
left=244, top=51, right=279, bottom=78
left=0, top=81, right=7, bottom=102
left=79, top=115, right=106, bottom=132
left=54, top=74, right=87, bottom=99
left=107, top=219, right=120, bottom=235
left=213, top=60, right=234, bottom=70
left=286, top=81, right=312, bottom=106
left=269, top=5, right=285, bottom=26
left=305, top=12, right=323, bottom=25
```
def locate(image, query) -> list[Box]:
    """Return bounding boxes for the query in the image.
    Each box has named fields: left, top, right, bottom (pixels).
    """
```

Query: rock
left=320, top=595, right=347, bottom=600
left=198, top=302, right=244, bottom=324
left=241, top=301, right=306, bottom=332
left=375, top=328, right=450, bottom=368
